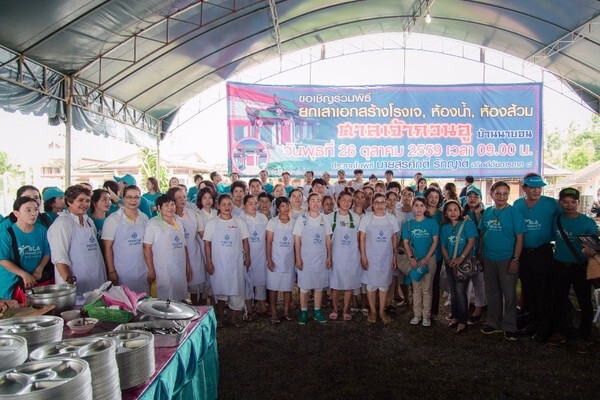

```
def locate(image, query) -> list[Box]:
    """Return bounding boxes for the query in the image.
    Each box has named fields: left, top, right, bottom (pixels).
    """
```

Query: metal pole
left=156, top=127, right=161, bottom=179
left=65, top=76, right=73, bottom=187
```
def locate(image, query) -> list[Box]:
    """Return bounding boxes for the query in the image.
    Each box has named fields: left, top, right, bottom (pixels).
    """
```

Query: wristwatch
left=511, top=257, right=519, bottom=261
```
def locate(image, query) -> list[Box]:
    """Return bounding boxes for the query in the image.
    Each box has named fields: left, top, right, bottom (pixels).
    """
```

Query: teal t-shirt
left=107, top=203, right=120, bottom=216
left=0, top=215, right=49, bottom=230
left=137, top=197, right=153, bottom=219
left=0, top=224, right=50, bottom=299
left=415, top=190, right=426, bottom=197
left=142, top=192, right=162, bottom=217
left=464, top=209, right=483, bottom=252
left=89, top=215, right=106, bottom=242
left=284, top=185, right=295, bottom=196
left=263, top=183, right=274, bottom=194
left=187, top=186, right=198, bottom=204
left=513, top=196, right=560, bottom=248
left=440, top=219, right=478, bottom=258
left=430, top=209, right=443, bottom=262
left=401, top=217, right=439, bottom=260
left=217, top=183, right=229, bottom=196
left=553, top=214, right=598, bottom=263
left=478, top=205, right=526, bottom=261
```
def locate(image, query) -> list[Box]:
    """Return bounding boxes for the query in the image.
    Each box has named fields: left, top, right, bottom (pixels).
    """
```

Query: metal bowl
left=26, top=285, right=77, bottom=314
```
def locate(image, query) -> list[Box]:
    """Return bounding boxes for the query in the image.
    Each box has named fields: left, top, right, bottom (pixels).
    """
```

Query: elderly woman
left=48, top=185, right=107, bottom=301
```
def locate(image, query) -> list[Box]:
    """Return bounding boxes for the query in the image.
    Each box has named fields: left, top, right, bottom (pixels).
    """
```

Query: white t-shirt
left=358, top=213, right=401, bottom=234
left=203, top=216, right=250, bottom=242
left=266, top=217, right=294, bottom=232
left=143, top=216, right=186, bottom=245
left=292, top=213, right=333, bottom=236
left=101, top=209, right=149, bottom=241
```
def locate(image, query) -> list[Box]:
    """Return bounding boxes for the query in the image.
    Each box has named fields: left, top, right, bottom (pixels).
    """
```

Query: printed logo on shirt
left=313, top=233, right=323, bottom=245
left=524, top=218, right=542, bottom=232
left=221, top=234, right=233, bottom=248
left=484, top=219, right=503, bottom=232
left=172, top=234, right=184, bottom=249
left=376, top=230, right=388, bottom=243
left=279, top=235, right=291, bottom=248
left=87, top=235, right=98, bottom=251
left=18, top=244, right=42, bottom=259
left=410, top=228, right=430, bottom=240
left=555, top=228, right=575, bottom=242
left=250, top=231, right=261, bottom=243
left=447, top=235, right=463, bottom=247
left=341, top=233, right=351, bottom=246
left=128, top=232, right=142, bottom=247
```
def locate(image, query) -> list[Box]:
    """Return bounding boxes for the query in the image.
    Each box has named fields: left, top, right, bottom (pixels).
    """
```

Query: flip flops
left=367, top=314, right=377, bottom=324
left=329, top=312, right=339, bottom=321
left=342, top=313, right=352, bottom=321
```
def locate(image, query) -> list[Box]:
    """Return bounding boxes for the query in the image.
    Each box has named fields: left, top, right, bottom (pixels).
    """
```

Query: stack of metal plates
left=0, top=334, right=28, bottom=371
left=0, top=358, right=92, bottom=399
left=29, top=337, right=121, bottom=400
left=0, top=316, right=63, bottom=351
left=94, top=330, right=155, bottom=389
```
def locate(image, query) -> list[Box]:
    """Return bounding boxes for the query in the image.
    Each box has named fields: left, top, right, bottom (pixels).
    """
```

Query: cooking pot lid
left=136, top=299, right=197, bottom=320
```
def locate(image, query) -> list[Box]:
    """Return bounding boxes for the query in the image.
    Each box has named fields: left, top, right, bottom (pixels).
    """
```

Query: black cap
left=559, top=187, right=579, bottom=200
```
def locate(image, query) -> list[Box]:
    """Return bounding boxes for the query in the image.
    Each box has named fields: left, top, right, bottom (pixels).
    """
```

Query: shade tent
left=0, top=1, right=599, bottom=180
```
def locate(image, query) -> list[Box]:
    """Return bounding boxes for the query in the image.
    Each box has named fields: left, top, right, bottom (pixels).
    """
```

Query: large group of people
left=0, top=169, right=598, bottom=354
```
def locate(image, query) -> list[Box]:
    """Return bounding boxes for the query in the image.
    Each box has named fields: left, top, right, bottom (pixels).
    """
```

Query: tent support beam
left=65, top=75, right=73, bottom=187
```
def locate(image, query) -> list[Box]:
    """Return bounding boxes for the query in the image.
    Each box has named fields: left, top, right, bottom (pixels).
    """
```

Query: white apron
left=329, top=212, right=361, bottom=290
left=180, top=209, right=205, bottom=286
left=152, top=220, right=188, bottom=301
left=267, top=218, right=296, bottom=291
left=361, top=217, right=395, bottom=287
left=208, top=218, right=245, bottom=297
left=242, top=214, right=268, bottom=287
left=296, top=215, right=329, bottom=290
left=112, top=214, right=149, bottom=294
left=56, top=218, right=106, bottom=300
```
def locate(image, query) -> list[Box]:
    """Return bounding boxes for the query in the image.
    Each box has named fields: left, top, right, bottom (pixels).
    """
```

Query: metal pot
left=25, top=284, right=77, bottom=314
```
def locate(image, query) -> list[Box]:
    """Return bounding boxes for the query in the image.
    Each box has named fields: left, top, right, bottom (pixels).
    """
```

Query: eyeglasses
left=401, top=193, right=414, bottom=197
left=124, top=196, right=141, bottom=200
left=493, top=192, right=509, bottom=197
left=373, top=201, right=386, bottom=205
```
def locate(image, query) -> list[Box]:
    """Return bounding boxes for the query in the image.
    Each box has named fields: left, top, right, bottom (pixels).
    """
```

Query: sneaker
left=297, top=311, right=309, bottom=325
left=409, top=317, right=422, bottom=325
left=504, top=331, right=518, bottom=341
left=313, top=309, right=327, bottom=324
left=547, top=333, right=567, bottom=346
left=531, top=332, right=549, bottom=342
left=480, top=325, right=503, bottom=335
left=467, top=315, right=482, bottom=325
left=422, top=318, right=431, bottom=327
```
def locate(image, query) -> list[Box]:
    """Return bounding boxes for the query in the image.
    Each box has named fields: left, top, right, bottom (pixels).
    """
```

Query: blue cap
left=114, top=174, right=136, bottom=186
left=522, top=174, right=546, bottom=188
left=42, top=186, right=64, bottom=202
left=466, top=185, right=482, bottom=198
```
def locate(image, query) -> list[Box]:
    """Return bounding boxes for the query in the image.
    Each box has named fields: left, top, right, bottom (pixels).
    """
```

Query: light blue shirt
left=0, top=224, right=50, bottom=298
left=440, top=220, right=478, bottom=258
left=479, top=205, right=526, bottom=261
left=401, top=217, right=439, bottom=260
left=513, top=196, right=560, bottom=248
left=553, top=214, right=598, bottom=263
left=142, top=192, right=162, bottom=217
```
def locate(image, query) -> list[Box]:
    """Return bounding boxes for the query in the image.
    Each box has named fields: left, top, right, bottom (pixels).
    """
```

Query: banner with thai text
left=226, top=82, right=542, bottom=178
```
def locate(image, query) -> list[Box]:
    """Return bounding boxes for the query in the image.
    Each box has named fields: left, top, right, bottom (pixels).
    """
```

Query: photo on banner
left=226, top=82, right=542, bottom=178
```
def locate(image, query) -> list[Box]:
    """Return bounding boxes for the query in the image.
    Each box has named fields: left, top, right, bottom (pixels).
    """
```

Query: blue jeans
left=446, top=265, right=470, bottom=324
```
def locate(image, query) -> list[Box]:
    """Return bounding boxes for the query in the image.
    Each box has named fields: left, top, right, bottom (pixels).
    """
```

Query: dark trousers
left=551, top=260, right=593, bottom=339
left=446, top=266, right=470, bottom=324
left=519, top=243, right=553, bottom=334
left=431, top=259, right=443, bottom=316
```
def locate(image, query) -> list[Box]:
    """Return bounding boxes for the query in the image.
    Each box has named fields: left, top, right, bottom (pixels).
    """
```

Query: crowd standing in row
left=0, top=169, right=598, bottom=353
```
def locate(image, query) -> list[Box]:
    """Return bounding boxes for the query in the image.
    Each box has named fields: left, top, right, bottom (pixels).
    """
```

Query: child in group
left=240, top=194, right=269, bottom=321
left=439, top=200, right=477, bottom=334
left=204, top=194, right=250, bottom=327
left=403, top=196, right=439, bottom=327
left=329, top=191, right=361, bottom=321
left=358, top=192, right=399, bottom=324
left=195, top=187, right=217, bottom=305
left=266, top=196, right=296, bottom=323
left=293, top=193, right=332, bottom=324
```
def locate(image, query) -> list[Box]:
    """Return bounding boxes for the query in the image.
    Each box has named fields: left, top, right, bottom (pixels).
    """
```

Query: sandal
left=283, top=314, right=294, bottom=321
left=367, top=314, right=377, bottom=324
left=270, top=315, right=281, bottom=324
left=329, top=312, right=339, bottom=321
left=380, top=313, right=392, bottom=324
left=342, top=313, right=352, bottom=321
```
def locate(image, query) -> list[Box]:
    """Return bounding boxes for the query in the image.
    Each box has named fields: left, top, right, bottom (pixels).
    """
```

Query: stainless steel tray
left=114, top=320, right=188, bottom=348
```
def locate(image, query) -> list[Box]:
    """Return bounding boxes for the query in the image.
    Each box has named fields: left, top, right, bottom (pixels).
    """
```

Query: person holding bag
left=547, top=188, right=598, bottom=354
left=439, top=200, right=478, bottom=334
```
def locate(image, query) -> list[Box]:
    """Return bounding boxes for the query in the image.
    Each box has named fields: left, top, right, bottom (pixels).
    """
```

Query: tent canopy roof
left=1, top=0, right=598, bottom=121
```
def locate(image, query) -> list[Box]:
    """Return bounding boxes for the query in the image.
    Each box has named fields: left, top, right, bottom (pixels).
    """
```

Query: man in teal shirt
left=513, top=173, right=560, bottom=341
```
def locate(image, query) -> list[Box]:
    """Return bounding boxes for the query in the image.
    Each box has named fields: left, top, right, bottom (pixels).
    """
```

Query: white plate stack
left=29, top=337, right=121, bottom=400
left=95, top=330, right=155, bottom=389
left=0, top=334, right=28, bottom=371
left=0, top=358, right=93, bottom=399
left=0, top=316, right=63, bottom=351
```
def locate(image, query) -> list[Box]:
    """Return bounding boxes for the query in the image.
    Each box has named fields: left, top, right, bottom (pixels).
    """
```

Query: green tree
left=545, top=116, right=600, bottom=171
left=139, top=148, right=168, bottom=192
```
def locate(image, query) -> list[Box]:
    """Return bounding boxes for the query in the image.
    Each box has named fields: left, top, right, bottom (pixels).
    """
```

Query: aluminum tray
left=114, top=320, right=188, bottom=348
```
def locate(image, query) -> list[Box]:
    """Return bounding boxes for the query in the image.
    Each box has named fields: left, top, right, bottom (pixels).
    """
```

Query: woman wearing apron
left=168, top=187, right=206, bottom=304
left=266, top=196, right=296, bottom=323
left=48, top=185, right=107, bottom=303
left=293, top=192, right=332, bottom=325
left=204, top=194, right=250, bottom=327
left=241, top=194, right=269, bottom=321
left=329, top=191, right=361, bottom=321
left=195, top=187, right=217, bottom=305
left=102, top=185, right=149, bottom=294
left=143, top=194, right=191, bottom=301
left=358, top=192, right=399, bottom=324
